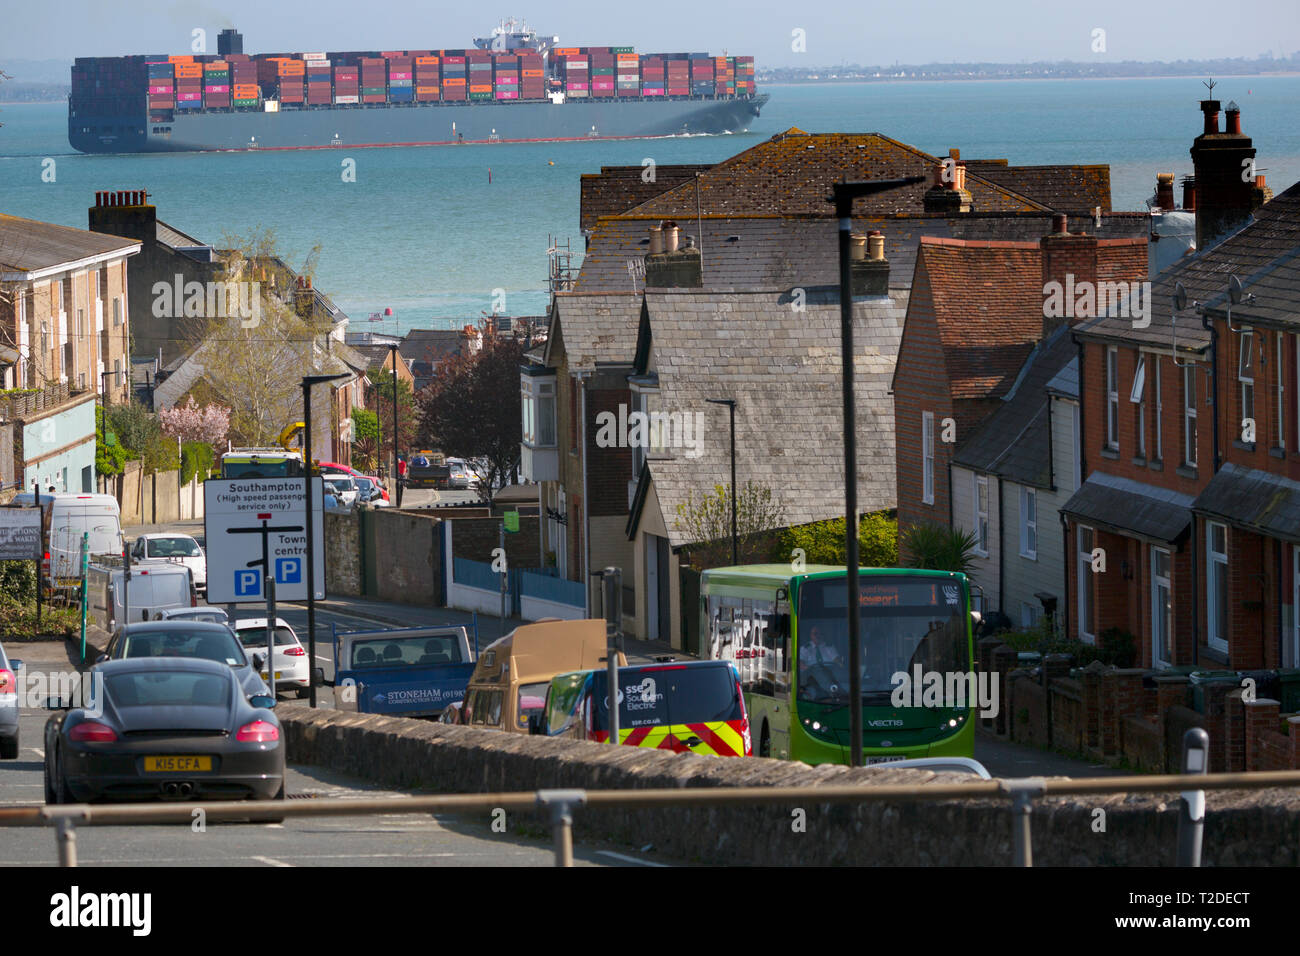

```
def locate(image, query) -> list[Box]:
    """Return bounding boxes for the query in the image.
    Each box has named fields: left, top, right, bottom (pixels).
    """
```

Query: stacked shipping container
left=442, top=54, right=466, bottom=100
left=387, top=53, right=414, bottom=103
left=203, top=59, right=230, bottom=108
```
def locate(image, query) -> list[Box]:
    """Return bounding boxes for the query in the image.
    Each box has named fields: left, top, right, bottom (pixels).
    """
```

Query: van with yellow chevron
left=537, top=659, right=752, bottom=757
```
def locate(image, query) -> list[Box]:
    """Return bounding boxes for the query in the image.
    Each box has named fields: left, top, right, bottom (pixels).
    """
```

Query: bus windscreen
left=796, top=577, right=968, bottom=704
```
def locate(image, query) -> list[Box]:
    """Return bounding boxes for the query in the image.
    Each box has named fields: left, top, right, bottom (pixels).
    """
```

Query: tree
left=417, top=331, right=524, bottom=490
left=95, top=405, right=126, bottom=477
left=674, top=482, right=789, bottom=570
left=107, top=401, right=178, bottom=472
left=351, top=407, right=379, bottom=472
left=158, top=395, right=230, bottom=446
left=900, top=521, right=979, bottom=574
left=775, top=510, right=899, bottom=568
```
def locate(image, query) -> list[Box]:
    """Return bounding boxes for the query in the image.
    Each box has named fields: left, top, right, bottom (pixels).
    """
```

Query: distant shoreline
left=760, top=73, right=1300, bottom=85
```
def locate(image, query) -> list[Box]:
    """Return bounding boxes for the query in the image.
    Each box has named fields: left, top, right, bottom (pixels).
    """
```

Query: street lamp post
left=387, top=344, right=401, bottom=507
left=302, top=372, right=349, bottom=708
left=706, top=398, right=737, bottom=566
left=828, top=176, right=923, bottom=767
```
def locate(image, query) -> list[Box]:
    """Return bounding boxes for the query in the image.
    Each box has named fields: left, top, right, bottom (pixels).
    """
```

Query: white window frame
left=1154, top=359, right=1163, bottom=461
left=1106, top=347, right=1119, bottom=450
left=1152, top=546, right=1172, bottom=668
left=112, top=296, right=121, bottom=327
left=1131, top=353, right=1147, bottom=458
left=1239, top=330, right=1254, bottom=440
left=1184, top=364, right=1198, bottom=467
left=1276, top=331, right=1285, bottom=451
left=974, top=474, right=989, bottom=557
left=1019, top=486, right=1037, bottom=559
left=1021, top=602, right=1041, bottom=629
left=1207, top=522, right=1229, bottom=655
left=1077, top=524, right=1096, bottom=644
left=922, top=411, right=935, bottom=505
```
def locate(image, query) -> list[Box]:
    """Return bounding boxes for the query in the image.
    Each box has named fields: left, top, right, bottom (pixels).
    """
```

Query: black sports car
left=44, top=657, right=285, bottom=808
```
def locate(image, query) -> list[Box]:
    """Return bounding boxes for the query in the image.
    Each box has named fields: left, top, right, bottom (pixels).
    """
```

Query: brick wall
left=449, top=514, right=541, bottom=570
left=584, top=386, right=633, bottom=517
left=894, top=265, right=955, bottom=534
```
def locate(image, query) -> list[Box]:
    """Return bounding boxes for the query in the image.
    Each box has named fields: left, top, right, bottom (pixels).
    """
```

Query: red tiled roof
left=626, top=129, right=1052, bottom=218
left=914, top=237, right=1046, bottom=399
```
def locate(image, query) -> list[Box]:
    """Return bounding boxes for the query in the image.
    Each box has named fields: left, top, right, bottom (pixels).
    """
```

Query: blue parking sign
left=276, top=556, right=302, bottom=585
left=235, top=569, right=261, bottom=597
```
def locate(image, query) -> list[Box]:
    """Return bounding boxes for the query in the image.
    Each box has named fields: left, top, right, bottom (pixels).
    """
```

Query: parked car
left=44, top=658, right=284, bottom=807
left=317, top=461, right=363, bottom=478
left=100, top=621, right=270, bottom=699
left=330, top=625, right=475, bottom=718
left=364, top=476, right=391, bottom=502
left=233, top=617, right=310, bottom=698
left=353, top=476, right=389, bottom=507
left=446, top=458, right=479, bottom=490
left=130, top=533, right=207, bottom=594
left=0, top=641, right=25, bottom=759
left=322, top=475, right=359, bottom=507
left=153, top=606, right=230, bottom=625
left=12, top=492, right=123, bottom=589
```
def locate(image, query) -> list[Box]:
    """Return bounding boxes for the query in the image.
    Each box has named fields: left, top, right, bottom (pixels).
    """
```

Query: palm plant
left=899, top=521, right=979, bottom=575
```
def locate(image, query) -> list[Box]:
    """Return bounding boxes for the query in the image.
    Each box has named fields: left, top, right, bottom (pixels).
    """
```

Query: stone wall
left=280, top=708, right=1300, bottom=866
left=373, top=510, right=441, bottom=606
left=325, top=511, right=361, bottom=597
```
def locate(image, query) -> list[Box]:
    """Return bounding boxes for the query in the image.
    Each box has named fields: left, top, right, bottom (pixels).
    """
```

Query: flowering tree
left=159, top=395, right=231, bottom=446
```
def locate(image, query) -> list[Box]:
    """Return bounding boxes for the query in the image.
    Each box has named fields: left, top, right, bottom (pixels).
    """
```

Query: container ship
left=69, top=21, right=768, bottom=153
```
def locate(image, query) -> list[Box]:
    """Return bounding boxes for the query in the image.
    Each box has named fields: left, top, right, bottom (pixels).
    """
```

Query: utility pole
left=302, top=373, right=348, bottom=708
left=828, top=176, right=923, bottom=766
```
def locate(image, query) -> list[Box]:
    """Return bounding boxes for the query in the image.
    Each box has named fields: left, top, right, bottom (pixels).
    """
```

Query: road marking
left=596, top=851, right=667, bottom=867
left=28, top=748, right=43, bottom=758
left=251, top=855, right=294, bottom=867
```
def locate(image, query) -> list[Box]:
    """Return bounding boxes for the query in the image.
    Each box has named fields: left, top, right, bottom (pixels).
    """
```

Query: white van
left=88, top=560, right=196, bottom=630
left=12, top=493, right=123, bottom=587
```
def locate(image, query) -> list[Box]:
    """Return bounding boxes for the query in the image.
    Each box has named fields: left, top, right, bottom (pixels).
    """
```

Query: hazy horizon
left=3, top=0, right=1297, bottom=70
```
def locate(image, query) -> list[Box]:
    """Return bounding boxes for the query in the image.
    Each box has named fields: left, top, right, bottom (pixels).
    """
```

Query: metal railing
left=4, top=766, right=1300, bottom=867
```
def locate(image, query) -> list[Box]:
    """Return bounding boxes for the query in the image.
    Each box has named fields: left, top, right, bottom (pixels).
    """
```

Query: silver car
left=0, top=642, right=24, bottom=759
left=153, top=606, right=230, bottom=625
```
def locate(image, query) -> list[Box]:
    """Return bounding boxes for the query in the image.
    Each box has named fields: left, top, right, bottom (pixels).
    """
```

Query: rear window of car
left=106, top=670, right=232, bottom=707
left=120, top=629, right=244, bottom=666
left=349, top=635, right=463, bottom=668
left=591, top=664, right=740, bottom=730
left=146, top=537, right=201, bottom=557
left=235, top=626, right=298, bottom=647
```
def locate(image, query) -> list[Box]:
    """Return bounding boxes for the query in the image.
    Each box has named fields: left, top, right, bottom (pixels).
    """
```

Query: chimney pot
left=662, top=221, right=680, bottom=253
left=648, top=224, right=664, bottom=255
left=1226, top=104, right=1241, bottom=135
left=1052, top=213, right=1068, bottom=235
left=849, top=233, right=867, bottom=261
left=867, top=230, right=885, bottom=262
left=1200, top=99, right=1220, bottom=135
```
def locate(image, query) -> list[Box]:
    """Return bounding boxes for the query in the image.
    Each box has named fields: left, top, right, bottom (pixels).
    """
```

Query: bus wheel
left=759, top=723, right=771, bottom=758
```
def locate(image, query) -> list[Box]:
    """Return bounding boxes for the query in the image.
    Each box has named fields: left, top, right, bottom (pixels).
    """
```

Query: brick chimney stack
left=1190, top=97, right=1270, bottom=250
left=88, top=187, right=157, bottom=245
left=923, top=148, right=972, bottom=214
left=1040, top=214, right=1100, bottom=338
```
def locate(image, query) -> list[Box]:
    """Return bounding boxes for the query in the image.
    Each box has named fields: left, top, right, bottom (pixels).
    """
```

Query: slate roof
left=0, top=214, right=139, bottom=276
left=624, top=129, right=1053, bottom=219
left=628, top=289, right=907, bottom=548
left=951, top=325, right=1077, bottom=487
left=579, top=164, right=713, bottom=233
left=1060, top=472, right=1194, bottom=543
left=156, top=219, right=205, bottom=249
left=575, top=212, right=1151, bottom=294
left=962, top=161, right=1112, bottom=216
left=351, top=343, right=402, bottom=373
left=544, top=293, right=643, bottom=370
left=1192, top=463, right=1300, bottom=543
left=1045, top=356, right=1079, bottom=399
left=1076, top=180, right=1300, bottom=351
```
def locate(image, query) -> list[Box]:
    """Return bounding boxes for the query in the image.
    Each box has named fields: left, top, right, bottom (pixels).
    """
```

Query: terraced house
left=1066, top=98, right=1293, bottom=671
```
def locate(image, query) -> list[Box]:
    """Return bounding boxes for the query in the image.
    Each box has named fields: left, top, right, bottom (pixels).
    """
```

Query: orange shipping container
left=552, top=47, right=580, bottom=56
left=416, top=85, right=439, bottom=94
left=279, top=62, right=305, bottom=75
left=175, top=65, right=202, bottom=78
left=443, top=77, right=466, bottom=86
left=416, top=56, right=440, bottom=65
left=521, top=69, right=543, bottom=78
left=469, top=84, right=491, bottom=92
left=168, top=55, right=195, bottom=64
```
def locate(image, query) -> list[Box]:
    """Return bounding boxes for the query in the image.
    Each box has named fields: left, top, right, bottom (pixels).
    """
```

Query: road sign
left=0, top=509, right=41, bottom=560
left=504, top=510, right=519, bottom=533
left=204, top=478, right=325, bottom=604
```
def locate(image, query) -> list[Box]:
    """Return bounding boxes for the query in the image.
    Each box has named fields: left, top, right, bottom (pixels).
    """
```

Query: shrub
left=774, top=510, right=898, bottom=568
left=900, top=521, right=979, bottom=574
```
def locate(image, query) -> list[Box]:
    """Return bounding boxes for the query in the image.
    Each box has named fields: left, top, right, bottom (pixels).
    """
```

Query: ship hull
left=69, top=94, right=768, bottom=153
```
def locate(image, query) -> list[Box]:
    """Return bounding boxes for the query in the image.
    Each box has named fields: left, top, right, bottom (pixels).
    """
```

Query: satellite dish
left=1229, top=275, right=1243, bottom=304
left=1173, top=282, right=1187, bottom=313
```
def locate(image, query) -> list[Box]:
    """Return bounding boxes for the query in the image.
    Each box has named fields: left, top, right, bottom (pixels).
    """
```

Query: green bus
left=699, top=564, right=976, bottom=765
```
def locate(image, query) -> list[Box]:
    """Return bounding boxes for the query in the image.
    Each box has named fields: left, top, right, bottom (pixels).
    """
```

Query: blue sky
left=5, top=0, right=1299, bottom=67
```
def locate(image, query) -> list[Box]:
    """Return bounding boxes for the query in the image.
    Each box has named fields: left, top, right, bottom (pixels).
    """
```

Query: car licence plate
left=260, top=672, right=283, bottom=680
left=144, top=756, right=212, bottom=772
left=865, top=755, right=906, bottom=764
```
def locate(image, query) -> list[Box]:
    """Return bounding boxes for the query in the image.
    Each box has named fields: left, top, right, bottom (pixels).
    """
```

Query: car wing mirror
left=9, top=659, right=22, bottom=671
left=252, top=653, right=266, bottom=671
left=248, top=694, right=276, bottom=709
left=95, top=654, right=108, bottom=664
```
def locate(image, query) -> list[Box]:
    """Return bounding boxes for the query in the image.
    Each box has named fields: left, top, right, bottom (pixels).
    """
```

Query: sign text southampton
left=203, top=478, right=324, bottom=604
